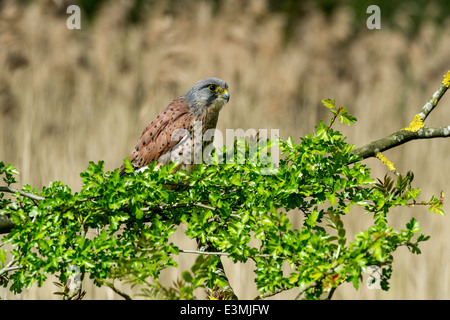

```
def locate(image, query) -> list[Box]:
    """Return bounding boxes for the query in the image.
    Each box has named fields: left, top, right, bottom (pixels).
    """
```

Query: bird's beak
left=220, top=88, right=230, bottom=102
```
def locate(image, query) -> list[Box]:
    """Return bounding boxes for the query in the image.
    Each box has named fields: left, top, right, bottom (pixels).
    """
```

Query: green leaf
left=322, top=99, right=336, bottom=109
left=327, top=193, right=336, bottom=206
left=181, top=271, right=193, bottom=283
left=305, top=210, right=319, bottom=227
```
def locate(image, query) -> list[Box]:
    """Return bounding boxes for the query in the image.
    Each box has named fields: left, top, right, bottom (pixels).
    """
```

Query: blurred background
left=1, top=0, right=450, bottom=299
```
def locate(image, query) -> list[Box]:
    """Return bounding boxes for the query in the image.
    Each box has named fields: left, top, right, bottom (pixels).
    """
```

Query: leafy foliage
left=0, top=100, right=444, bottom=300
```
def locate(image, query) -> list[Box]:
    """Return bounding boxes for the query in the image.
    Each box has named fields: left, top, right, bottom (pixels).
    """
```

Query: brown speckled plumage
left=120, top=77, right=229, bottom=176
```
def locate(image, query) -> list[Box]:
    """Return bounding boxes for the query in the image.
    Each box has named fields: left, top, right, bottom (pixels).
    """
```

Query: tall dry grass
left=1, top=0, right=450, bottom=299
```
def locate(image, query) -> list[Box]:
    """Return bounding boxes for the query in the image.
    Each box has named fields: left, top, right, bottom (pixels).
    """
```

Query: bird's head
left=183, top=77, right=229, bottom=114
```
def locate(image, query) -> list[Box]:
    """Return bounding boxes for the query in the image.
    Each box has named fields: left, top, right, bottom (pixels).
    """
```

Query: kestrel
left=119, top=77, right=229, bottom=176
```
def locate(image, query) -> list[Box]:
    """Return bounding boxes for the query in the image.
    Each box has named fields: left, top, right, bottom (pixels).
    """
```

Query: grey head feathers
left=182, top=77, right=229, bottom=115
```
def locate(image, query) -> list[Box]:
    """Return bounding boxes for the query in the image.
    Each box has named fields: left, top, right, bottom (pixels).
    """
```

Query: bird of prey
left=120, top=77, right=229, bottom=176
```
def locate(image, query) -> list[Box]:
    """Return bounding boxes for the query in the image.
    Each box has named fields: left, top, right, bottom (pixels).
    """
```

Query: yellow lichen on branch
left=376, top=152, right=397, bottom=172
left=402, top=114, right=424, bottom=133
left=443, top=70, right=450, bottom=88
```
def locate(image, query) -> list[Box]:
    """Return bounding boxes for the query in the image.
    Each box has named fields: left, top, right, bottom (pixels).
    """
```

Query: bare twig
left=0, top=186, right=45, bottom=202
left=143, top=202, right=216, bottom=212
left=0, top=259, right=22, bottom=276
left=254, top=287, right=285, bottom=300
left=179, top=249, right=231, bottom=256
left=100, top=279, right=133, bottom=300
left=418, top=81, right=449, bottom=121
left=179, top=249, right=271, bottom=258
left=352, top=80, right=450, bottom=161
left=294, top=281, right=318, bottom=300
left=253, top=281, right=319, bottom=300
left=352, top=126, right=450, bottom=160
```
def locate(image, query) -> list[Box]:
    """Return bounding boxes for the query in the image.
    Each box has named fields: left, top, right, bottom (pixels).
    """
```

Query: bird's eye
left=208, top=85, right=218, bottom=92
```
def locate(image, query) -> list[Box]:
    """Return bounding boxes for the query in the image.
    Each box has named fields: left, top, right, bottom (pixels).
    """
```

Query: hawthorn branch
left=179, top=249, right=271, bottom=258
left=253, top=281, right=319, bottom=300
left=143, top=202, right=216, bottom=213
left=0, top=186, right=48, bottom=234
left=179, top=249, right=231, bottom=256
left=352, top=81, right=449, bottom=161
left=0, top=259, right=22, bottom=276
left=0, top=184, right=219, bottom=234
left=418, top=80, right=449, bottom=121
left=0, top=186, right=45, bottom=202
left=100, top=279, right=132, bottom=300
left=352, top=125, right=450, bottom=160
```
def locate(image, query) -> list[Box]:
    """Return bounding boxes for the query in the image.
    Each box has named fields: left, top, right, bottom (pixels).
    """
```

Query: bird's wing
left=120, top=97, right=192, bottom=176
